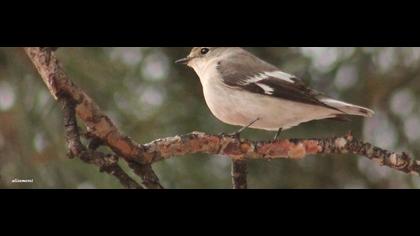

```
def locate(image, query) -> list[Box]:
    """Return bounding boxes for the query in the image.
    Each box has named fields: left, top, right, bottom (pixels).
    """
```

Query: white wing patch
left=245, top=70, right=296, bottom=85
left=265, top=71, right=296, bottom=83
left=255, top=83, right=274, bottom=95
left=243, top=73, right=269, bottom=84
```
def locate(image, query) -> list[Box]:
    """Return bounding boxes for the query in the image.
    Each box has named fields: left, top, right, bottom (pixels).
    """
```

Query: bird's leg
left=226, top=117, right=261, bottom=141
left=273, top=128, right=283, bottom=140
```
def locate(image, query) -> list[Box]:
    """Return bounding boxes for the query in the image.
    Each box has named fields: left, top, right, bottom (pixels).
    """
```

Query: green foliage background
left=0, top=47, right=419, bottom=188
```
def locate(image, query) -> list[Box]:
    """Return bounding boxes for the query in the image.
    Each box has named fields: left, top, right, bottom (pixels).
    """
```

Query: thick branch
left=140, top=132, right=420, bottom=176
left=59, top=94, right=142, bottom=189
left=24, top=47, right=162, bottom=189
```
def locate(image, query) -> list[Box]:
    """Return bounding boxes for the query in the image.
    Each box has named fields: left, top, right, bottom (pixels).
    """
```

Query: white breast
left=191, top=60, right=338, bottom=131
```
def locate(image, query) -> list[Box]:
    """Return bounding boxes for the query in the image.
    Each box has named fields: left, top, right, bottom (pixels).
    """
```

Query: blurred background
left=0, top=47, right=419, bottom=189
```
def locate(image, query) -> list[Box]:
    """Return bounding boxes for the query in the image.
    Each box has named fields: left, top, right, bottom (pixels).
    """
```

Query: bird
left=176, top=47, right=374, bottom=138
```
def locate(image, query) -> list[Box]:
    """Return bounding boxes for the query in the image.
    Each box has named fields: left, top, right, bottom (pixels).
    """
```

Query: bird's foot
left=219, top=131, right=242, bottom=142
left=219, top=118, right=261, bottom=142
left=273, top=128, right=283, bottom=140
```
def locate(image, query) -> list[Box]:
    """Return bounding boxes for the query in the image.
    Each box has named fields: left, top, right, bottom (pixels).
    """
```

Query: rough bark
left=59, top=94, right=142, bottom=189
left=140, top=132, right=420, bottom=176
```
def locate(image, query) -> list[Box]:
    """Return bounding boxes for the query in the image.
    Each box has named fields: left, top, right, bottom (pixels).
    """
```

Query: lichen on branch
left=140, top=132, right=420, bottom=176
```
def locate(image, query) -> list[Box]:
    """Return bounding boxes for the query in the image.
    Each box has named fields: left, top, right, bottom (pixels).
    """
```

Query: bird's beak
left=175, top=57, right=191, bottom=65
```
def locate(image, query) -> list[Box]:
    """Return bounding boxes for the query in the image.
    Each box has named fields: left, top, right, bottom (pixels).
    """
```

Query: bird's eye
left=201, top=48, right=210, bottom=55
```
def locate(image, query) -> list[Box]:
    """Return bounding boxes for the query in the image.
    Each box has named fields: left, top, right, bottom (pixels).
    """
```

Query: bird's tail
left=320, top=98, right=375, bottom=117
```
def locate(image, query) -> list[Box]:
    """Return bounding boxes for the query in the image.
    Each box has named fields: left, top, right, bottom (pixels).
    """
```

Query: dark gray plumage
left=215, top=50, right=340, bottom=111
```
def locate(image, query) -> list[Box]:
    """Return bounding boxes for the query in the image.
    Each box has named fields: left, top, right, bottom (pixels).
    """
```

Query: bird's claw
left=219, top=118, right=261, bottom=142
left=219, top=131, right=242, bottom=142
left=273, top=128, right=283, bottom=140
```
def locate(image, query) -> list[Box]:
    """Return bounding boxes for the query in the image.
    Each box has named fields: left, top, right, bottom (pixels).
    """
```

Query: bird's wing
left=216, top=52, right=341, bottom=111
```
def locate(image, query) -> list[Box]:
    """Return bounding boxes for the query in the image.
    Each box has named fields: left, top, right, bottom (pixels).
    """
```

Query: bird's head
left=176, top=47, right=235, bottom=70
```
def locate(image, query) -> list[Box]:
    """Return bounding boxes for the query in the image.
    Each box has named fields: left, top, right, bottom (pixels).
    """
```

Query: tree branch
left=139, top=132, right=420, bottom=176
left=24, top=47, right=162, bottom=189
left=59, top=94, right=142, bottom=189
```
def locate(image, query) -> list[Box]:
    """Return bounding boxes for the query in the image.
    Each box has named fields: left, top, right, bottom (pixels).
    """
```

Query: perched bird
left=176, top=47, right=374, bottom=138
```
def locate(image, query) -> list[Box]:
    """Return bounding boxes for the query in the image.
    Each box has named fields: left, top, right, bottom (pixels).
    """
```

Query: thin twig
left=127, top=161, right=163, bottom=189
